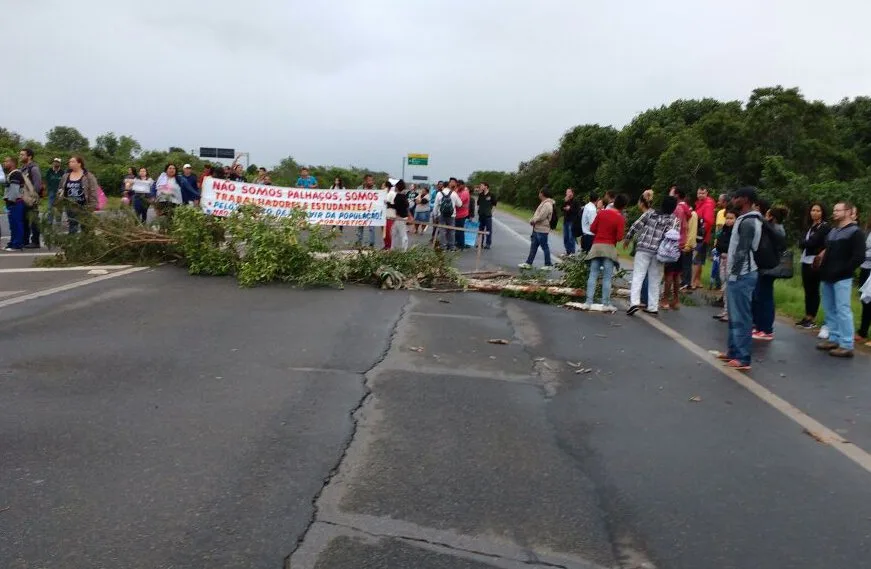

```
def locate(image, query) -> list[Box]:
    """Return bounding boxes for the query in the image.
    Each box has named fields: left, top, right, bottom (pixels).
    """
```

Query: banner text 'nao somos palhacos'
left=200, top=177, right=387, bottom=226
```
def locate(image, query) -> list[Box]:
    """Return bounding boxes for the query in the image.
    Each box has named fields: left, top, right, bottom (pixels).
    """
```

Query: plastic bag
left=861, top=272, right=871, bottom=304
left=464, top=219, right=479, bottom=248
left=96, top=186, right=108, bottom=211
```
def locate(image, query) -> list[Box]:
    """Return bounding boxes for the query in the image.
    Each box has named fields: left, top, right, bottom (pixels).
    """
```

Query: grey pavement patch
left=0, top=266, right=148, bottom=310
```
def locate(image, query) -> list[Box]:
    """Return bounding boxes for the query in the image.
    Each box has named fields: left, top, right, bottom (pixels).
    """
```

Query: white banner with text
left=200, top=177, right=387, bottom=226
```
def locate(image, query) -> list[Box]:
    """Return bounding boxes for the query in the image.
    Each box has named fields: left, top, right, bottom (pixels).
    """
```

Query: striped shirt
left=626, top=210, right=678, bottom=254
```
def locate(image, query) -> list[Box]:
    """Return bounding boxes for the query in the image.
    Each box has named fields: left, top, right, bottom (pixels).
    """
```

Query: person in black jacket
left=796, top=202, right=831, bottom=329
left=817, top=201, right=867, bottom=357
left=561, top=188, right=580, bottom=255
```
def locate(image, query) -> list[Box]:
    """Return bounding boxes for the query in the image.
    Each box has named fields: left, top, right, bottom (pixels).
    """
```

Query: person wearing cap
left=715, top=187, right=763, bottom=371
left=181, top=164, right=199, bottom=205
left=44, top=157, right=65, bottom=226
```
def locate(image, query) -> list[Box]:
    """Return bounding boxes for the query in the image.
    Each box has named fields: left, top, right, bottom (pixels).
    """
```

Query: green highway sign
left=407, top=153, right=429, bottom=166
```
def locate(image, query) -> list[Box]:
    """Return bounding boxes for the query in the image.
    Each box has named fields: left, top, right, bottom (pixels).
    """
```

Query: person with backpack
left=2, top=156, right=27, bottom=251
left=714, top=187, right=763, bottom=371
left=752, top=204, right=789, bottom=341
left=433, top=179, right=462, bottom=251
left=518, top=188, right=556, bottom=270
left=582, top=194, right=627, bottom=311
left=18, top=149, right=43, bottom=248
left=816, top=201, right=867, bottom=358
left=623, top=195, right=679, bottom=316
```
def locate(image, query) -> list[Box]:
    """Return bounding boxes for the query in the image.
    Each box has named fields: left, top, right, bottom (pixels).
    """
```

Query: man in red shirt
left=582, top=193, right=628, bottom=311
left=692, top=186, right=716, bottom=288
left=454, top=180, right=471, bottom=250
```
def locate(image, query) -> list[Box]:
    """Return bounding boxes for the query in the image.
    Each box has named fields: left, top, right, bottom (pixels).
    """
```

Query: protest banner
left=199, top=177, right=387, bottom=226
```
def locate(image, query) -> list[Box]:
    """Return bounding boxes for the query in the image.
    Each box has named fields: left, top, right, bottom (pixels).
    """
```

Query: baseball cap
left=183, top=163, right=192, bottom=169
left=52, top=157, right=61, bottom=162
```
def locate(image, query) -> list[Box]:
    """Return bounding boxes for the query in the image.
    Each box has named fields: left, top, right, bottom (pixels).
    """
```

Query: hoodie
left=530, top=199, right=556, bottom=233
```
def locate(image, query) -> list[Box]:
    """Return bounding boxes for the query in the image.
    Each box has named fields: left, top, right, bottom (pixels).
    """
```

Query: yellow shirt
left=715, top=208, right=726, bottom=229
left=684, top=211, right=699, bottom=252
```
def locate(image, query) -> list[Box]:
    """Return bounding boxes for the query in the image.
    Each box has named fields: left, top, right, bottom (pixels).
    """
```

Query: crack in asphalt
left=316, top=519, right=580, bottom=569
left=283, top=296, right=411, bottom=569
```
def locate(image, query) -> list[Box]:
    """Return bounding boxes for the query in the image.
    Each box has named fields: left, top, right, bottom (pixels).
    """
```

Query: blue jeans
left=727, top=272, right=759, bottom=365
left=563, top=221, right=576, bottom=255
left=586, top=257, right=615, bottom=305
left=525, top=231, right=552, bottom=266
left=479, top=216, right=493, bottom=247
left=454, top=217, right=466, bottom=249
left=133, top=194, right=149, bottom=223
left=5, top=200, right=26, bottom=249
left=752, top=275, right=776, bottom=334
left=439, top=216, right=455, bottom=250
left=355, top=226, right=376, bottom=247
left=822, top=278, right=855, bottom=350
left=641, top=275, right=649, bottom=305
left=68, top=209, right=81, bottom=234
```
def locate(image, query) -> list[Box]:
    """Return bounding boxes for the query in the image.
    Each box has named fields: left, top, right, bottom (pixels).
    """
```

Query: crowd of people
left=620, top=186, right=870, bottom=369
left=1, top=150, right=502, bottom=255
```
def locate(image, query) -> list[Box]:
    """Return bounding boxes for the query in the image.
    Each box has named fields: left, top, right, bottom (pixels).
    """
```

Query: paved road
left=1, top=211, right=870, bottom=568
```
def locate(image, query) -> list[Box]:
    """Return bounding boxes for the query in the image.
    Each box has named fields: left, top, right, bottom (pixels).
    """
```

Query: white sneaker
left=590, top=303, right=605, bottom=312
left=518, top=263, right=532, bottom=270
left=817, top=326, right=830, bottom=340
left=579, top=303, right=592, bottom=311
left=602, top=304, right=618, bottom=313
left=542, top=265, right=554, bottom=271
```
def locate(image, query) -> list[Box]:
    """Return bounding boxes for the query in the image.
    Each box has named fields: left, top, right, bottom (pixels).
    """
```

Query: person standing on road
left=180, top=164, right=200, bottom=205
left=518, top=188, right=556, bottom=270
left=716, top=187, right=763, bottom=371
left=669, top=187, right=692, bottom=289
left=56, top=156, right=99, bottom=234
left=44, top=157, right=64, bottom=226
left=796, top=203, right=830, bottom=329
left=412, top=185, right=431, bottom=234
left=624, top=195, right=678, bottom=316
left=692, top=187, right=716, bottom=289
left=126, top=167, right=154, bottom=223
left=816, top=202, right=867, bottom=358
left=454, top=180, right=471, bottom=250
left=19, top=149, right=43, bottom=248
left=153, top=163, right=184, bottom=216
left=856, top=215, right=871, bottom=345
left=751, top=204, right=788, bottom=341
left=3, top=156, right=27, bottom=251
left=296, top=168, right=318, bottom=188
left=710, top=193, right=728, bottom=289
left=583, top=193, right=627, bottom=311
left=476, top=182, right=496, bottom=249
left=383, top=180, right=398, bottom=249
left=712, top=208, right=737, bottom=322
left=561, top=188, right=580, bottom=256
left=433, top=179, right=461, bottom=251
left=391, top=181, right=413, bottom=252
left=355, top=175, right=378, bottom=248
left=580, top=192, right=598, bottom=253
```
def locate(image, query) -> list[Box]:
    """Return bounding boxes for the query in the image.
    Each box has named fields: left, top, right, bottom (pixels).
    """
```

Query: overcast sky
left=6, top=0, right=871, bottom=180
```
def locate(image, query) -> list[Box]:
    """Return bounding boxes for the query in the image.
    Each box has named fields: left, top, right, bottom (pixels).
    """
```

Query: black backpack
left=439, top=191, right=455, bottom=218
left=548, top=202, right=559, bottom=230
left=754, top=219, right=787, bottom=271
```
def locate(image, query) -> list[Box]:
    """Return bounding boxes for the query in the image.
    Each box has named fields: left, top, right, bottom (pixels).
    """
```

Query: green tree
left=46, top=126, right=89, bottom=152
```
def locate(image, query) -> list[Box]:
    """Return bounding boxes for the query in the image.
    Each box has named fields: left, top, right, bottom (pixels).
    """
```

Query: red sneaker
left=752, top=331, right=774, bottom=342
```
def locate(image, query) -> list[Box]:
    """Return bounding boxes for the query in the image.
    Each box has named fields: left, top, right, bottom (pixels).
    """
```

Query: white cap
left=183, top=163, right=192, bottom=169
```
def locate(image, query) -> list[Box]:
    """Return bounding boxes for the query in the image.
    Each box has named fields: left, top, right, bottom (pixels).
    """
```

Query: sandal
left=712, top=351, right=731, bottom=361
left=724, top=359, right=751, bottom=371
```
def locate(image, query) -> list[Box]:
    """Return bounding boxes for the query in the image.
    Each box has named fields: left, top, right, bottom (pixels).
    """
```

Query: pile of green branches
left=38, top=204, right=462, bottom=289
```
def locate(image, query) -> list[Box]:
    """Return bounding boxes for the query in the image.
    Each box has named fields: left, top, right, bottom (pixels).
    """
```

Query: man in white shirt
left=580, top=192, right=598, bottom=253
left=433, top=178, right=463, bottom=251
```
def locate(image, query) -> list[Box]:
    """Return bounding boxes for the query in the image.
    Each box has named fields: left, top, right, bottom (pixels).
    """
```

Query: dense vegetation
left=469, top=86, right=871, bottom=232
left=0, top=126, right=389, bottom=195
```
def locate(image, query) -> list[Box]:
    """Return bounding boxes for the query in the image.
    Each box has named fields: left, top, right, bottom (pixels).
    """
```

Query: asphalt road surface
left=1, top=210, right=870, bottom=569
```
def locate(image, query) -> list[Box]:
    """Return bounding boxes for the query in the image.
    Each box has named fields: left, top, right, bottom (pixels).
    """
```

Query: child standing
left=713, top=209, right=737, bottom=321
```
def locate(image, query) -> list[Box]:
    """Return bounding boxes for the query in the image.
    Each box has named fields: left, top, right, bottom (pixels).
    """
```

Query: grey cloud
left=4, top=0, right=871, bottom=181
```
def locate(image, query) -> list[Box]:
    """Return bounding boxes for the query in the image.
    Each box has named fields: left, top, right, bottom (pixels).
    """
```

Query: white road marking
left=0, top=265, right=131, bottom=273
left=639, top=312, right=871, bottom=475
left=0, top=266, right=149, bottom=310
left=493, top=213, right=564, bottom=263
